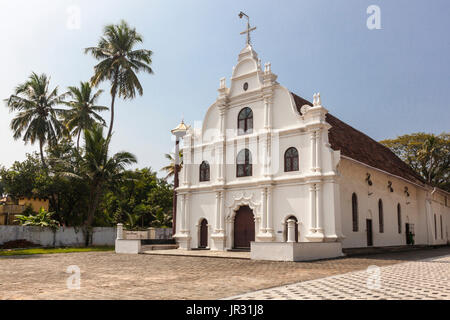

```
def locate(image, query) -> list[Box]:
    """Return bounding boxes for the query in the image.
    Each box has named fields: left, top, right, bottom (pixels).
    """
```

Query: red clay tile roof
left=291, top=92, right=426, bottom=186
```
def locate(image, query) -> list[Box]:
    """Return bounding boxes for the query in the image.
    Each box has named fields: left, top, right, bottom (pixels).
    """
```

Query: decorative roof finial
left=238, top=11, right=256, bottom=46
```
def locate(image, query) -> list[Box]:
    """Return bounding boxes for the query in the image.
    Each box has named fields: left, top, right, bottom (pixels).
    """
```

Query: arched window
left=199, top=161, right=210, bottom=182
left=284, top=147, right=299, bottom=172
left=236, top=149, right=252, bottom=177
left=434, top=214, right=437, bottom=240
left=378, top=199, right=384, bottom=233
left=397, top=204, right=402, bottom=234
left=238, top=107, right=253, bottom=135
left=352, top=193, right=358, bottom=232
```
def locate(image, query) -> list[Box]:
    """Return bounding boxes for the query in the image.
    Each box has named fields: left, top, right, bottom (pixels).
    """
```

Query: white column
left=310, top=131, right=316, bottom=172
left=309, top=184, right=316, bottom=232
left=316, top=183, right=324, bottom=234
left=266, top=187, right=274, bottom=233
left=260, top=188, right=267, bottom=233
left=219, top=191, right=224, bottom=232
left=180, top=195, right=186, bottom=233
left=219, top=109, right=225, bottom=137
left=184, top=194, right=190, bottom=234
left=287, top=219, right=296, bottom=243
left=116, top=223, right=124, bottom=240
left=264, top=98, right=269, bottom=129
left=215, top=192, right=220, bottom=232
left=315, top=130, right=322, bottom=173
left=267, top=97, right=273, bottom=129
left=265, top=133, right=271, bottom=177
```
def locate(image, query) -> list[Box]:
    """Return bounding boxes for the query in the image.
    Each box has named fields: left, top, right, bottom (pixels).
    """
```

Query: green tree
left=381, top=133, right=450, bottom=191
left=63, top=82, right=108, bottom=150
left=0, top=153, right=43, bottom=199
left=101, top=168, right=173, bottom=228
left=85, top=20, right=154, bottom=140
left=5, top=73, right=67, bottom=167
left=71, top=125, right=137, bottom=245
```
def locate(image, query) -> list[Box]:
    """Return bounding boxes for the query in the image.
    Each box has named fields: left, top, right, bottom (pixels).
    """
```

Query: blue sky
left=0, top=0, right=449, bottom=174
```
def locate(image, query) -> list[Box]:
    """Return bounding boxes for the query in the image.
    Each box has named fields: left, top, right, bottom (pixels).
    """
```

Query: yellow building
left=0, top=196, right=49, bottom=225
left=18, top=197, right=49, bottom=212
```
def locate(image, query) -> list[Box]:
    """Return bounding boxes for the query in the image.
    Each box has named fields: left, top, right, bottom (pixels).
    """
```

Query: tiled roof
left=291, top=92, right=426, bottom=186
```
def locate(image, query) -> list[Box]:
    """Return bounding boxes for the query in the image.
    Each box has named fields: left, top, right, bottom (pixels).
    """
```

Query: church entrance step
left=228, top=248, right=250, bottom=252
left=141, top=239, right=176, bottom=245
left=141, top=244, right=179, bottom=251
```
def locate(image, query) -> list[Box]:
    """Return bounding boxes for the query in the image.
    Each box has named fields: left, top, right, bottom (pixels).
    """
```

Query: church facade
left=173, top=43, right=449, bottom=256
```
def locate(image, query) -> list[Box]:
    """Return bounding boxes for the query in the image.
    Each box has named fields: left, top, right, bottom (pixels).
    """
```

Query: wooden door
left=366, top=219, right=373, bottom=247
left=234, top=206, right=255, bottom=249
left=199, top=219, right=208, bottom=248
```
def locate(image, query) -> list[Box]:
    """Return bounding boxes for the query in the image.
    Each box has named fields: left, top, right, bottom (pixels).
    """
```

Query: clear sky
left=0, top=0, right=449, bottom=174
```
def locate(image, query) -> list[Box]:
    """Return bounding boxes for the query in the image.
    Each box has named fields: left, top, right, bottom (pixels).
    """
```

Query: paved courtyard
left=0, top=247, right=449, bottom=300
left=227, top=253, right=450, bottom=300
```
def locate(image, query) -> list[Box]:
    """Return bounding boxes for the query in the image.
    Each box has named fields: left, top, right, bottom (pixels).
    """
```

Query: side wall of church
left=338, top=158, right=450, bottom=248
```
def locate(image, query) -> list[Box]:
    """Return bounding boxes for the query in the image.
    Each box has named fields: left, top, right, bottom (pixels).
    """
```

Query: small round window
left=243, top=82, right=249, bottom=91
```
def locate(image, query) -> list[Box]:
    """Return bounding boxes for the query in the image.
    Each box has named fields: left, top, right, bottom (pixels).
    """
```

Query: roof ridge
left=290, top=92, right=426, bottom=186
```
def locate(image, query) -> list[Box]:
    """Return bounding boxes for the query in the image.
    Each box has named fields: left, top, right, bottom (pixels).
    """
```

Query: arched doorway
left=284, top=216, right=299, bottom=242
left=199, top=219, right=208, bottom=248
left=234, top=206, right=255, bottom=249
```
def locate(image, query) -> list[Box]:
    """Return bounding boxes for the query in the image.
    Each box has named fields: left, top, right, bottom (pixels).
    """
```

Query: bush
left=15, top=207, right=60, bottom=230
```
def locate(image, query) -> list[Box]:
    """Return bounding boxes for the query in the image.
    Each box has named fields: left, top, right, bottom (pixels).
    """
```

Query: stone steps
left=142, top=244, right=179, bottom=251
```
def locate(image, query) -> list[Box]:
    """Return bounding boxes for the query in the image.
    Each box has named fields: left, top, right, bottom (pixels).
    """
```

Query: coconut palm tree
left=73, top=124, right=136, bottom=245
left=64, top=82, right=108, bottom=150
left=5, top=72, right=67, bottom=168
left=85, top=20, right=153, bottom=140
left=161, top=151, right=183, bottom=180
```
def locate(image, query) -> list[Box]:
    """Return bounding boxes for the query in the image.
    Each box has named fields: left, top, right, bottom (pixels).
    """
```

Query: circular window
left=243, top=82, right=249, bottom=91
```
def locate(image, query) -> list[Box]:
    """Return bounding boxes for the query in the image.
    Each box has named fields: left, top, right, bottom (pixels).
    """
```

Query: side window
left=236, top=149, right=252, bottom=177
left=378, top=199, right=384, bottom=233
left=199, top=161, right=210, bottom=182
left=352, top=193, right=358, bottom=232
left=238, top=107, right=253, bottom=135
left=284, top=147, right=299, bottom=172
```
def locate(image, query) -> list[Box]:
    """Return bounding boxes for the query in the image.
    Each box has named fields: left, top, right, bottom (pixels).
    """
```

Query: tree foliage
left=63, top=81, right=108, bottom=149
left=101, top=168, right=173, bottom=228
left=15, top=207, right=60, bottom=230
left=380, top=133, right=450, bottom=191
left=85, top=20, right=154, bottom=139
left=4, top=72, right=67, bottom=167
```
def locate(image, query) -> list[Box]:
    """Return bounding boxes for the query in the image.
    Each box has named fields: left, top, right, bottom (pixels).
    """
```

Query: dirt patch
left=0, top=239, right=41, bottom=249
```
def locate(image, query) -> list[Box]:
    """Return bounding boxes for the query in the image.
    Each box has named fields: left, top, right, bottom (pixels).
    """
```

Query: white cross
left=239, top=11, right=257, bottom=45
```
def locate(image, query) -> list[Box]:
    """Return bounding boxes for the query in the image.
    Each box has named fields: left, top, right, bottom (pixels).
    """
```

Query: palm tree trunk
left=106, top=92, right=116, bottom=140
left=107, top=73, right=119, bottom=140
left=85, top=183, right=103, bottom=246
left=39, top=139, right=47, bottom=168
left=77, top=130, right=81, bottom=151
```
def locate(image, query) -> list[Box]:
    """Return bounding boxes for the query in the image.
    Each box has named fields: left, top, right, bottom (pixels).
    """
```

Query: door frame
left=198, top=218, right=209, bottom=249
left=233, top=205, right=255, bottom=249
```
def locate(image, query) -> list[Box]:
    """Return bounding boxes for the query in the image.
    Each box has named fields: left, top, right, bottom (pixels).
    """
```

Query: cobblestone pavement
left=226, top=254, right=450, bottom=300
left=0, top=247, right=449, bottom=300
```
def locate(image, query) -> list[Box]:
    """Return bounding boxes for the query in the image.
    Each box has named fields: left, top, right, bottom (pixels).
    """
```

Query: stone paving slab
left=142, top=249, right=250, bottom=259
left=225, top=254, right=450, bottom=300
left=0, top=247, right=449, bottom=300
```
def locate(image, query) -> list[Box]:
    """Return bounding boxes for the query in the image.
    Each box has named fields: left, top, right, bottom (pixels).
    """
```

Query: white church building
left=173, top=20, right=449, bottom=261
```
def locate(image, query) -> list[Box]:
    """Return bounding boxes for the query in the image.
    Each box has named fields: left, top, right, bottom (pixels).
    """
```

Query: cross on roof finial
left=238, top=11, right=256, bottom=45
